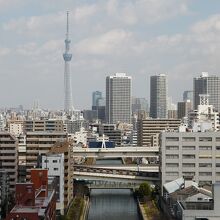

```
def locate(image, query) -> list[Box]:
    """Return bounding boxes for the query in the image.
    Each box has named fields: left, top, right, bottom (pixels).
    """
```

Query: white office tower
left=188, top=94, right=219, bottom=131
left=150, top=74, right=168, bottom=118
left=193, top=72, right=220, bottom=111
left=106, top=73, right=131, bottom=124
left=63, top=12, right=73, bottom=113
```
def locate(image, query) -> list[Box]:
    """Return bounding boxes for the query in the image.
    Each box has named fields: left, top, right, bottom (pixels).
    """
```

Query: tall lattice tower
left=63, top=11, right=73, bottom=113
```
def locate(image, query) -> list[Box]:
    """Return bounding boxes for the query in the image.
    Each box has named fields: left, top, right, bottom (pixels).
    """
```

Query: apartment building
left=24, top=119, right=64, bottom=132
left=0, top=132, right=18, bottom=191
left=44, top=141, right=74, bottom=213
left=8, top=120, right=24, bottom=136
left=25, top=132, right=68, bottom=179
left=137, top=119, right=181, bottom=147
left=160, top=131, right=220, bottom=189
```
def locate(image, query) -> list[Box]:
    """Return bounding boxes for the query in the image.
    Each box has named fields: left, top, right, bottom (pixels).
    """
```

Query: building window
left=182, top=137, right=195, bottom=141
left=166, top=146, right=179, bottom=150
left=199, top=163, right=212, bottom=167
left=182, top=163, right=195, bottom=167
left=199, top=172, right=212, bottom=176
left=182, top=154, right=195, bottom=159
left=182, top=146, right=195, bottom=150
left=53, top=160, right=57, bottom=163
left=199, top=137, right=212, bottom=142
left=166, top=154, right=179, bottom=159
left=199, top=155, right=212, bottom=159
left=166, top=163, right=179, bottom=167
left=54, top=168, right=58, bottom=171
left=216, top=146, right=220, bottom=150
left=166, top=137, right=179, bottom=141
left=199, top=146, right=212, bottom=150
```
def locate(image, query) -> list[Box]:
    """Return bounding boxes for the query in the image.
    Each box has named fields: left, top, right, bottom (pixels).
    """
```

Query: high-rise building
left=183, top=90, right=193, bottom=102
left=177, top=100, right=192, bottom=119
left=63, top=12, right=73, bottom=113
left=132, top=97, right=148, bottom=115
left=92, top=91, right=106, bottom=122
left=92, top=91, right=102, bottom=107
left=193, top=72, right=220, bottom=111
left=106, top=73, right=131, bottom=124
left=150, top=74, right=168, bottom=119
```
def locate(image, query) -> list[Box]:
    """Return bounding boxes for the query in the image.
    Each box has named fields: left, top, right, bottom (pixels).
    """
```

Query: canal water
left=87, top=158, right=140, bottom=220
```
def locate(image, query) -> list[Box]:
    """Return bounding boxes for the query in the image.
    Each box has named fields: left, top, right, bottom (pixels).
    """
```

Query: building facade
left=106, top=73, right=131, bottom=124
left=46, top=142, right=74, bottom=212
left=25, top=132, right=68, bottom=179
left=5, top=169, right=56, bottom=220
left=0, top=132, right=18, bottom=191
left=193, top=72, right=220, bottom=111
left=160, top=131, right=220, bottom=189
left=150, top=74, right=168, bottom=119
left=177, top=101, right=192, bottom=119
left=137, top=119, right=181, bottom=147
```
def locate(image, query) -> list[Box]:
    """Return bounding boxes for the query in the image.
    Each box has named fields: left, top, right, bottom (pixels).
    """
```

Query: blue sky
left=1, top=0, right=220, bottom=110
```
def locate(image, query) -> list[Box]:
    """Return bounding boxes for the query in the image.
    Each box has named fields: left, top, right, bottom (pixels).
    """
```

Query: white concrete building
left=42, top=154, right=65, bottom=215
left=188, top=94, right=219, bottom=131
left=160, top=131, right=220, bottom=189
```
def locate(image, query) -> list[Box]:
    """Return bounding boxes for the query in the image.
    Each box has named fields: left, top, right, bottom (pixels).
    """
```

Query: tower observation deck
left=63, top=11, right=73, bottom=113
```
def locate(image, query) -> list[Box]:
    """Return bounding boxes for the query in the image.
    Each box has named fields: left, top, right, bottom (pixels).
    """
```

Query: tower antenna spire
left=66, top=11, right=69, bottom=39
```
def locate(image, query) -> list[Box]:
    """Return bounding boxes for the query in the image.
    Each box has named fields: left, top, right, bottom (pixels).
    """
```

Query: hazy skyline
left=1, top=0, right=220, bottom=110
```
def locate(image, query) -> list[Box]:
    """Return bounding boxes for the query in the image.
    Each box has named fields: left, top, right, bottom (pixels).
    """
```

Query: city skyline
left=1, top=1, right=220, bottom=109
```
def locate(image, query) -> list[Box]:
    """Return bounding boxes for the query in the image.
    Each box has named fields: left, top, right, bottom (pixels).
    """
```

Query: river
left=87, top=158, right=141, bottom=220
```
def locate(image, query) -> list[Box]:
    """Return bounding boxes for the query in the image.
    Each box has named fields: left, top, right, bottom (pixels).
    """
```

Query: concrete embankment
left=137, top=199, right=148, bottom=220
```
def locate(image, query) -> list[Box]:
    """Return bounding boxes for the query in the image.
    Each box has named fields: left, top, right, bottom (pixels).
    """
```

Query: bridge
left=74, top=164, right=159, bottom=172
left=73, top=165, right=159, bottom=185
left=72, top=146, right=159, bottom=158
left=75, top=180, right=141, bottom=189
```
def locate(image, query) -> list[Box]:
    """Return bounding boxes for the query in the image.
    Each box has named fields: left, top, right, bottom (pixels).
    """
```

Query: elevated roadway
left=73, top=166, right=159, bottom=184
left=72, top=146, right=159, bottom=158
left=74, top=164, right=159, bottom=172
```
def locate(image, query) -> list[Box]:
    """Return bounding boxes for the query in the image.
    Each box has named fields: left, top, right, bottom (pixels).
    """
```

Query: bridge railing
left=73, top=166, right=159, bottom=178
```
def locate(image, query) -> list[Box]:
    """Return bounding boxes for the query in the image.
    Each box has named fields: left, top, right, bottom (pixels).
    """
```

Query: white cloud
left=0, top=48, right=11, bottom=56
left=192, top=14, right=220, bottom=33
left=75, top=29, right=133, bottom=55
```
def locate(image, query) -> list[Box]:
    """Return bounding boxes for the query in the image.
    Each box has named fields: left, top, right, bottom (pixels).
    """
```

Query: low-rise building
left=5, top=169, right=56, bottom=220
left=162, top=177, right=220, bottom=220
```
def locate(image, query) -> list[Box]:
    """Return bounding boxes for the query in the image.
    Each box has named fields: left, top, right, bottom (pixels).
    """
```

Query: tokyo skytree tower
left=63, top=11, right=73, bottom=113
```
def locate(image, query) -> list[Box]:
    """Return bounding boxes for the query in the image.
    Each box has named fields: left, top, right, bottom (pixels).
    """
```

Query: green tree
left=138, top=182, right=151, bottom=198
